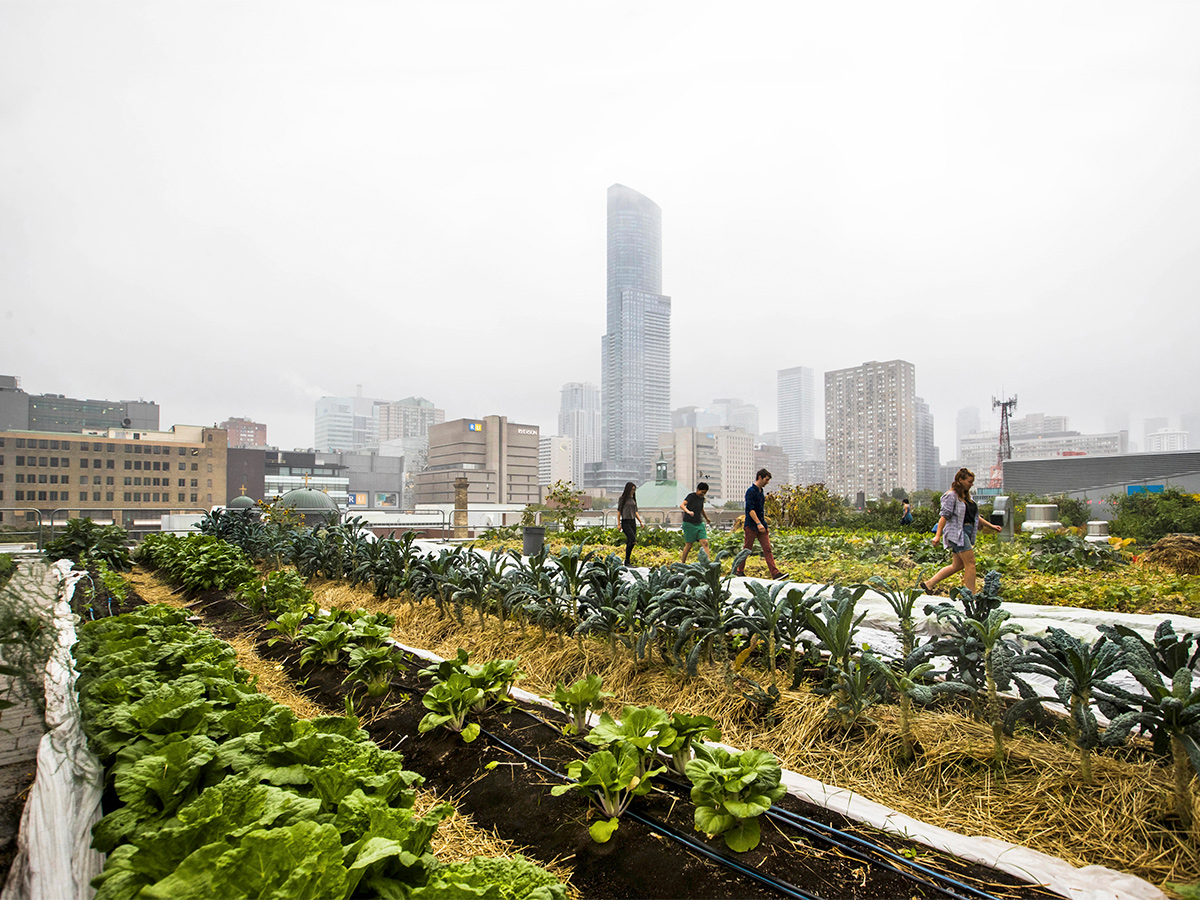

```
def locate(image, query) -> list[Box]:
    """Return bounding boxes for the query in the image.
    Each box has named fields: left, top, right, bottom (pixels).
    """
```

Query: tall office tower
left=956, top=406, right=981, bottom=462
left=559, top=382, right=601, bottom=487
left=314, top=389, right=386, bottom=452
left=600, top=184, right=671, bottom=491
left=710, top=398, right=759, bottom=438
left=913, top=397, right=940, bottom=491
left=825, top=360, right=918, bottom=499
left=379, top=397, right=444, bottom=442
left=777, top=366, right=816, bottom=472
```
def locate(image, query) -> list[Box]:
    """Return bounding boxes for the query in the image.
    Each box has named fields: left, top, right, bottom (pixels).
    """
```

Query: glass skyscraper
left=600, top=184, right=671, bottom=489
left=777, top=365, right=816, bottom=476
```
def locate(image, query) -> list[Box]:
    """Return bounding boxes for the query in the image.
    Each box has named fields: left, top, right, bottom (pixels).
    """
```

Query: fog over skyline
left=3, top=3, right=1197, bottom=462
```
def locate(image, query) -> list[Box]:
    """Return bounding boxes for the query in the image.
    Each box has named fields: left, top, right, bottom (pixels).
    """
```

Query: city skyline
left=3, top=4, right=1198, bottom=461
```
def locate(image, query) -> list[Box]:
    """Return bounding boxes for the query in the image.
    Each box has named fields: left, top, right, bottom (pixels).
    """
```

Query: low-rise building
left=0, top=425, right=226, bottom=527
left=414, top=416, right=540, bottom=506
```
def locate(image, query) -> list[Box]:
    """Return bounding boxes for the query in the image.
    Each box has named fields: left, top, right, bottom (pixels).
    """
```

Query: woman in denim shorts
left=919, top=467, right=1001, bottom=594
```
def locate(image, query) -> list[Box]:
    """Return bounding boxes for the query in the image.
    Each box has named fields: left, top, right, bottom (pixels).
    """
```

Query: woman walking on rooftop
left=920, top=467, right=1001, bottom=594
left=617, top=482, right=644, bottom=566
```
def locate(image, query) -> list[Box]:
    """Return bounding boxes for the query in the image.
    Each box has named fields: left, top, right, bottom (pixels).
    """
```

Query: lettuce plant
left=418, top=672, right=484, bottom=742
left=549, top=674, right=613, bottom=734
left=408, top=855, right=565, bottom=900
left=299, top=620, right=355, bottom=667
left=585, top=704, right=674, bottom=776
left=550, top=745, right=663, bottom=843
left=660, top=713, right=721, bottom=776
left=344, top=645, right=406, bottom=698
left=685, top=744, right=786, bottom=852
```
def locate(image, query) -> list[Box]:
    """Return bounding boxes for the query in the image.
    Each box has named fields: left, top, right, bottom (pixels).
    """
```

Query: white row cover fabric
left=2, top=561, right=105, bottom=900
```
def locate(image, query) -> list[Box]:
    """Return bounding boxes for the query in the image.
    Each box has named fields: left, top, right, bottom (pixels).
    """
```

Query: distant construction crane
left=990, top=395, right=1018, bottom=488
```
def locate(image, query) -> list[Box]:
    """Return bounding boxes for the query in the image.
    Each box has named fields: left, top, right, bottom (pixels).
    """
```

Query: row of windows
left=13, top=474, right=70, bottom=484
left=11, top=490, right=200, bottom=503
left=6, top=437, right=204, bottom=455
left=9, top=455, right=198, bottom=471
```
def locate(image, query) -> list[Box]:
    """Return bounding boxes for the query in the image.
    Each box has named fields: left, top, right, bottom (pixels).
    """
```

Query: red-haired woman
left=920, top=467, right=1000, bottom=594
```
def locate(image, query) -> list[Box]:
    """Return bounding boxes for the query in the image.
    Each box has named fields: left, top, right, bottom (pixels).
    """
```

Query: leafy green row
left=73, top=605, right=565, bottom=900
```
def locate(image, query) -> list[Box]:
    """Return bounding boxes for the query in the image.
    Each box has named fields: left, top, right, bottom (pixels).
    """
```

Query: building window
left=38, top=491, right=47, bottom=501
left=79, top=492, right=87, bottom=501
left=15, top=474, right=23, bottom=483
left=106, top=492, right=113, bottom=501
left=107, top=459, right=114, bottom=469
left=191, top=463, right=198, bottom=471
left=178, top=463, right=185, bottom=470
left=38, top=474, right=47, bottom=484
left=124, top=477, right=132, bottom=486
left=15, top=491, right=23, bottom=500
left=39, top=457, right=47, bottom=466
left=14, top=456, right=23, bottom=466
left=106, top=477, right=113, bottom=485
left=61, top=475, right=68, bottom=484
left=80, top=458, right=88, bottom=468
left=178, top=493, right=185, bottom=501
left=190, top=479, right=198, bottom=487
left=190, top=493, right=198, bottom=503
left=92, top=492, right=100, bottom=501
left=123, top=493, right=131, bottom=501
left=178, top=479, right=185, bottom=487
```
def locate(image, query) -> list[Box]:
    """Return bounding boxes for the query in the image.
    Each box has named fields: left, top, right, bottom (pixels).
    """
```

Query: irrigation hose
left=505, top=702, right=1005, bottom=900
left=477, top=726, right=821, bottom=900
left=763, top=806, right=998, bottom=900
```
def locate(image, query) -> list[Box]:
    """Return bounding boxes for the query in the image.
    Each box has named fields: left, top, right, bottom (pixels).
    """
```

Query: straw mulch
left=308, top=578, right=1200, bottom=889
left=1144, top=535, right=1200, bottom=576
left=121, top=570, right=576, bottom=895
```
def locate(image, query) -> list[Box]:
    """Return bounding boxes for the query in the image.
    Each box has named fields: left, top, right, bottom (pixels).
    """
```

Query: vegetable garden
left=20, top=506, right=1200, bottom=898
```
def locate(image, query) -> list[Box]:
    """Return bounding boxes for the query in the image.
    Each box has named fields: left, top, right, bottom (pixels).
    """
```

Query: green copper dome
left=227, top=495, right=257, bottom=510
left=275, top=488, right=340, bottom=525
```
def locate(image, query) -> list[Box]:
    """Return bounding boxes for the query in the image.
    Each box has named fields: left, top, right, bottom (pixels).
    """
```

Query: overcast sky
left=3, top=2, right=1197, bottom=458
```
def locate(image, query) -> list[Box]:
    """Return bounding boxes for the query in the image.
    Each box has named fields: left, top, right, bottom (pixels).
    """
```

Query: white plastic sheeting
left=2, top=560, right=105, bottom=900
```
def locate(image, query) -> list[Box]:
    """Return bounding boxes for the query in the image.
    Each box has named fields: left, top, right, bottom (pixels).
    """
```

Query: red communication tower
left=990, top=395, right=1018, bottom=488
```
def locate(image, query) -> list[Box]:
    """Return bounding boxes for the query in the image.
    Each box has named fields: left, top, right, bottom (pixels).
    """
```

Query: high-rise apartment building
left=777, top=366, right=816, bottom=474
left=379, top=397, right=444, bottom=442
left=539, top=436, right=574, bottom=487
left=314, top=390, right=386, bottom=452
left=220, top=417, right=268, bottom=449
left=559, top=382, right=601, bottom=488
left=825, top=360, right=918, bottom=499
left=600, top=184, right=671, bottom=491
left=712, top=426, right=755, bottom=504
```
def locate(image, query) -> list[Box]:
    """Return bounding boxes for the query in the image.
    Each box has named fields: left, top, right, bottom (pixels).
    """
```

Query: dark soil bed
left=184, top=592, right=1059, bottom=900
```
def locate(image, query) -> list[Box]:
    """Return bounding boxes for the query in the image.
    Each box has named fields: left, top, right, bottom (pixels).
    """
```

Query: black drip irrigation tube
left=476, top=725, right=822, bottom=900
left=472, top=724, right=1008, bottom=900
left=503, top=703, right=1009, bottom=900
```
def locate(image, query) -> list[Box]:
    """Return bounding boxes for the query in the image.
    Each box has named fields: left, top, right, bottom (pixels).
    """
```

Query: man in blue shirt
left=733, top=468, right=787, bottom=580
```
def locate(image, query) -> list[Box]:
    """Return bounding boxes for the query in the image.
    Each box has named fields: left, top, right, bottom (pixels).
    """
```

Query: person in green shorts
left=679, top=482, right=712, bottom=562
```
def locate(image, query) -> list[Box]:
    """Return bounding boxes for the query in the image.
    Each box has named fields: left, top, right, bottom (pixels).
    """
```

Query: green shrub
left=1110, top=489, right=1200, bottom=544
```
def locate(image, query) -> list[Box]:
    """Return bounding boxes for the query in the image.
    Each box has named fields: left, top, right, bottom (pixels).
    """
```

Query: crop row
left=72, top=603, right=566, bottom=900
